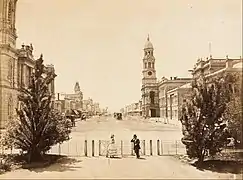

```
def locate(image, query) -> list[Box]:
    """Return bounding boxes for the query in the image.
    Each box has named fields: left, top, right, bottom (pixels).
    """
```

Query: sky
left=15, top=0, right=242, bottom=112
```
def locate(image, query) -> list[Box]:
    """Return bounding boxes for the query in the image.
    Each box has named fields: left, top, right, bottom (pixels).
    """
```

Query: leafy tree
left=180, top=74, right=234, bottom=163
left=222, top=73, right=242, bottom=147
left=1, top=55, right=71, bottom=162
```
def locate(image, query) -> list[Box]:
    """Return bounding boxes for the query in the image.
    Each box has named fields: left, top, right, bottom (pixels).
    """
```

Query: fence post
left=92, top=140, right=95, bottom=157
left=121, top=140, right=123, bottom=157
left=58, top=143, right=61, bottom=155
left=67, top=141, right=70, bottom=156
left=157, top=140, right=160, bottom=156
left=175, top=140, right=178, bottom=155
left=131, top=142, right=134, bottom=156
left=150, top=140, right=153, bottom=156
left=99, top=140, right=101, bottom=156
left=161, top=140, right=163, bottom=155
left=143, top=140, right=146, bottom=155
left=84, top=140, right=87, bottom=157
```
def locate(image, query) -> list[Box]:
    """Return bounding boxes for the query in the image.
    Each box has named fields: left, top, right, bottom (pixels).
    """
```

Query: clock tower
left=141, top=35, right=159, bottom=118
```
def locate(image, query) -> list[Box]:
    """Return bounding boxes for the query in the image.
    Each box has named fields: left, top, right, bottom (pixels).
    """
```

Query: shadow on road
left=28, top=156, right=82, bottom=173
left=193, top=160, right=243, bottom=174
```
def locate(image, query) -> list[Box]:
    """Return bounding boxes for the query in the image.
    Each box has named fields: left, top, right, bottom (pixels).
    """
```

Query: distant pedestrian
left=131, top=134, right=141, bottom=158
left=71, top=116, right=75, bottom=127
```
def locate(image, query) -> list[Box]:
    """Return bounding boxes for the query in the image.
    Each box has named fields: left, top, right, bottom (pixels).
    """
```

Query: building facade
left=158, top=77, right=192, bottom=123
left=166, top=83, right=192, bottom=125
left=123, top=100, right=142, bottom=116
left=0, top=0, right=55, bottom=128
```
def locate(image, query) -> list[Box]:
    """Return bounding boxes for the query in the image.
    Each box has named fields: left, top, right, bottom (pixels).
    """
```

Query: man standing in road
left=131, top=134, right=141, bottom=159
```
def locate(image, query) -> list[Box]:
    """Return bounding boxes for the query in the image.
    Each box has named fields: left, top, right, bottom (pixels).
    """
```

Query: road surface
left=0, top=116, right=237, bottom=179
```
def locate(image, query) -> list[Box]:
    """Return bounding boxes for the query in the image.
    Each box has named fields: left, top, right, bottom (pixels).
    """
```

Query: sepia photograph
left=0, top=0, right=242, bottom=179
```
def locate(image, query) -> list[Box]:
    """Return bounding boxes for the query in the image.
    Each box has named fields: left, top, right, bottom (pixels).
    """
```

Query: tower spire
left=147, top=34, right=150, bottom=41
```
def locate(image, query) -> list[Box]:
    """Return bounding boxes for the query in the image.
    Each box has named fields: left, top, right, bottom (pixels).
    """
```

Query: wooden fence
left=1, top=140, right=186, bottom=157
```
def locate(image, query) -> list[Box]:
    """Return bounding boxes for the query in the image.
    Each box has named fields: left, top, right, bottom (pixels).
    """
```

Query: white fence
left=1, top=140, right=186, bottom=157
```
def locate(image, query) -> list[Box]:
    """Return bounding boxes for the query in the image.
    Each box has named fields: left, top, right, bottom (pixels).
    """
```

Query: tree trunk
left=28, top=147, right=43, bottom=163
left=197, top=148, right=205, bottom=166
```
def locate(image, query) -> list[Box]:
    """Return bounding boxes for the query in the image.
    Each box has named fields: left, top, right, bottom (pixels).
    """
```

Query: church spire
left=147, top=34, right=150, bottom=41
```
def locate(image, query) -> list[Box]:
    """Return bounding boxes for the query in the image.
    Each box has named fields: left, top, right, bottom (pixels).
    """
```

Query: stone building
left=189, top=55, right=242, bottom=80
left=166, top=83, right=192, bottom=125
left=141, top=36, right=191, bottom=118
left=64, top=82, right=83, bottom=111
left=54, top=82, right=83, bottom=114
left=158, top=77, right=192, bottom=123
left=141, top=36, right=159, bottom=117
left=0, top=0, right=55, bottom=128
left=123, top=100, right=142, bottom=116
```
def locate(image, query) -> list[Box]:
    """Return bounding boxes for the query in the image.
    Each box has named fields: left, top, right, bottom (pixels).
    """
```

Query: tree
left=1, top=55, right=71, bottom=162
left=222, top=73, right=242, bottom=147
left=180, top=74, right=234, bottom=163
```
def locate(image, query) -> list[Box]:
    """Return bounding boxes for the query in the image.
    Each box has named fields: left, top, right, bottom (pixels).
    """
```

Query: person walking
left=131, top=134, right=141, bottom=159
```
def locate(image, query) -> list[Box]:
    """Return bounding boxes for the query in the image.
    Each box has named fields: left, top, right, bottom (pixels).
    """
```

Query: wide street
left=52, top=115, right=185, bottom=157
left=0, top=116, right=236, bottom=179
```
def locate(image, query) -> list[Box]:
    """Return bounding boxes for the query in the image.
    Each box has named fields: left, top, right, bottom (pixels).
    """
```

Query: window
left=152, top=62, right=154, bottom=68
left=8, top=95, right=13, bottom=119
left=7, top=60, right=13, bottom=84
left=150, top=91, right=155, bottom=104
left=144, top=63, right=147, bottom=68
left=148, top=62, right=151, bottom=68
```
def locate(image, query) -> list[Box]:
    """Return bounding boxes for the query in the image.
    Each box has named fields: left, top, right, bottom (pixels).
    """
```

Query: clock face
left=148, top=71, right=152, bottom=76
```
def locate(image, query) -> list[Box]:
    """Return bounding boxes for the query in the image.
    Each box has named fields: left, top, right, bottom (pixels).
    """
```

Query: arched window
left=148, top=62, right=151, bottom=68
left=8, top=95, right=13, bottom=119
left=152, top=62, right=154, bottom=68
left=144, top=63, right=147, bottom=69
left=150, top=91, right=155, bottom=104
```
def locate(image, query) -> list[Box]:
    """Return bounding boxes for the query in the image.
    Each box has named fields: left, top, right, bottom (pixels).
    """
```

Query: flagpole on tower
left=209, top=42, right=212, bottom=56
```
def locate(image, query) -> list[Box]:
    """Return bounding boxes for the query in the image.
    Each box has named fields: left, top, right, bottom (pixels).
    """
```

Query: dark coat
left=131, top=138, right=140, bottom=150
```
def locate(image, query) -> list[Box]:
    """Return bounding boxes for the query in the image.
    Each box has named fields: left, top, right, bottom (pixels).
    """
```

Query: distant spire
left=147, top=34, right=150, bottom=41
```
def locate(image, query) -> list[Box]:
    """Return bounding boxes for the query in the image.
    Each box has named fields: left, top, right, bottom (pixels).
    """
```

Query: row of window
left=144, top=62, right=154, bottom=69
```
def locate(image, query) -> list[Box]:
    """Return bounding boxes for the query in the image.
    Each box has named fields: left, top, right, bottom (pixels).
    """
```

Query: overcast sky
left=16, top=0, right=242, bottom=112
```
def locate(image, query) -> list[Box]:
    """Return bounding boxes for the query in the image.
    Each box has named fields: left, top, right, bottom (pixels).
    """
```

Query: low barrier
left=0, top=140, right=187, bottom=157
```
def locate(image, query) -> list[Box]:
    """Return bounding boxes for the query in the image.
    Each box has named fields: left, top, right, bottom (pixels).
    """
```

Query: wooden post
left=67, top=141, right=70, bottom=156
left=84, top=140, right=87, bottom=156
left=161, top=140, right=163, bottom=155
left=131, top=142, right=134, bottom=155
left=150, top=140, right=152, bottom=156
left=175, top=140, right=178, bottom=155
left=157, top=140, right=160, bottom=156
left=92, top=140, right=95, bottom=157
left=99, top=140, right=101, bottom=156
left=121, top=140, right=123, bottom=157
left=143, top=140, right=146, bottom=155
left=58, top=143, right=61, bottom=155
